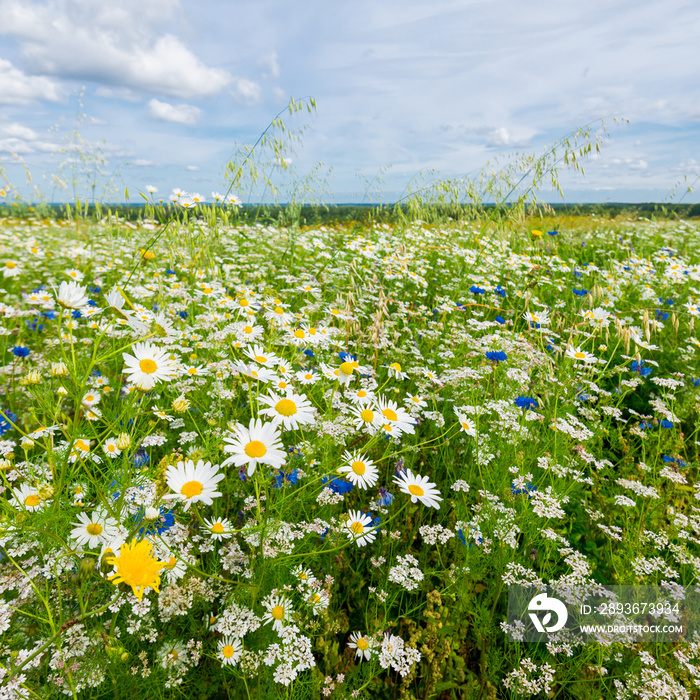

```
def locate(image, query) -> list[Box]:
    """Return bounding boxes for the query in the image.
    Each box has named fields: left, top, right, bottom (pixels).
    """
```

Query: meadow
left=0, top=99, right=699, bottom=698
left=0, top=196, right=699, bottom=700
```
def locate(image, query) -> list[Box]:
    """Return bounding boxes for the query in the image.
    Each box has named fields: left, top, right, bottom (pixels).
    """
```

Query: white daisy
left=348, top=631, right=373, bottom=661
left=70, top=510, right=119, bottom=549
left=393, top=469, right=442, bottom=509
left=203, top=516, right=232, bottom=541
left=258, top=390, right=316, bottom=431
left=337, top=451, right=379, bottom=489
left=376, top=396, right=416, bottom=435
left=262, top=594, right=292, bottom=633
left=54, top=280, right=90, bottom=310
left=345, top=510, right=377, bottom=547
left=162, top=459, right=225, bottom=511
left=221, top=418, right=286, bottom=477
left=218, top=637, right=242, bottom=666
left=122, top=342, right=177, bottom=391
left=10, top=483, right=44, bottom=511
left=348, top=404, right=385, bottom=434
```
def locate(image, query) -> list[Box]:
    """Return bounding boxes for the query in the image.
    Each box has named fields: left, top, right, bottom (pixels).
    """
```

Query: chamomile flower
left=523, top=309, right=551, bottom=326
left=345, top=510, right=377, bottom=546
left=393, top=469, right=442, bottom=509
left=243, top=344, right=279, bottom=366
left=218, top=637, right=242, bottom=666
left=291, top=565, right=317, bottom=587
left=296, top=369, right=320, bottom=385
left=103, top=438, right=121, bottom=458
left=54, top=280, right=90, bottom=310
left=70, top=510, right=119, bottom=549
left=377, top=396, right=416, bottom=435
left=162, top=459, right=225, bottom=511
left=203, top=516, right=232, bottom=541
left=565, top=345, right=597, bottom=364
left=387, top=362, right=408, bottom=380
left=9, top=483, right=44, bottom=511
left=221, top=418, right=286, bottom=476
left=262, top=594, right=292, bottom=633
left=306, top=589, right=330, bottom=615
left=337, top=451, right=379, bottom=489
left=455, top=410, right=476, bottom=436
left=348, top=631, right=373, bottom=661
left=345, top=387, right=375, bottom=404
left=348, top=404, right=385, bottom=434
left=258, top=390, right=316, bottom=431
left=122, top=342, right=177, bottom=391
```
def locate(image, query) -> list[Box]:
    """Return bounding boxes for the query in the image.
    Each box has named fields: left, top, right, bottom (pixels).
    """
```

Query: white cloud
left=0, top=0, right=231, bottom=98
left=0, top=121, right=58, bottom=155
left=148, top=99, right=202, bottom=126
left=231, top=78, right=262, bottom=105
left=259, top=51, right=280, bottom=80
left=0, top=58, right=62, bottom=104
left=186, top=165, right=199, bottom=171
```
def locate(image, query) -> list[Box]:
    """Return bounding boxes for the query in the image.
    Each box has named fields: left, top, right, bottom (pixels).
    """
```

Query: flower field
left=1, top=203, right=700, bottom=699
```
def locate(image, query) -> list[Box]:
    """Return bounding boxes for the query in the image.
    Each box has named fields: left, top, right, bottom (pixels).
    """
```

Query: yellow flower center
left=274, top=307, right=284, bottom=314
left=75, top=439, right=89, bottom=452
left=239, top=298, right=249, bottom=307
left=212, top=523, right=224, bottom=534
left=408, top=484, right=425, bottom=497
left=350, top=521, right=364, bottom=535
left=462, top=421, right=471, bottom=431
left=245, top=440, right=267, bottom=458
left=243, top=325, right=253, bottom=333
left=271, top=605, right=285, bottom=620
left=574, top=352, right=586, bottom=359
left=202, top=287, right=212, bottom=294
left=139, top=359, right=158, bottom=374
left=108, top=444, right=116, bottom=452
left=187, top=367, right=198, bottom=375
left=339, top=361, right=354, bottom=375
left=86, top=523, right=103, bottom=536
left=357, top=390, right=367, bottom=398
left=222, top=645, right=235, bottom=658
left=382, top=408, right=398, bottom=422
left=360, top=409, right=374, bottom=422
left=25, top=494, right=41, bottom=507
left=254, top=355, right=268, bottom=363
left=357, top=637, right=369, bottom=651
left=390, top=362, right=402, bottom=372
left=294, top=329, right=305, bottom=338
left=181, top=480, right=203, bottom=499
left=6, top=261, right=16, bottom=269
left=351, top=461, right=366, bottom=475
left=276, top=399, right=297, bottom=416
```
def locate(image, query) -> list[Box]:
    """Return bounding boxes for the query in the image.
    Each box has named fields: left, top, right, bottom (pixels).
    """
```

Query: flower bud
left=50, top=362, right=69, bottom=377
left=172, top=395, right=190, bottom=413
left=115, top=433, right=131, bottom=451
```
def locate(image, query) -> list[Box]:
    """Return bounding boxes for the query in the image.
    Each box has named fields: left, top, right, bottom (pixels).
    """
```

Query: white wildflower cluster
left=503, top=657, right=555, bottom=696
left=631, top=556, right=680, bottom=579
left=419, top=524, right=455, bottom=545
left=263, top=624, right=315, bottom=686
left=378, top=633, right=421, bottom=677
left=530, top=486, right=569, bottom=519
left=214, top=603, right=261, bottom=638
left=388, top=554, right=424, bottom=591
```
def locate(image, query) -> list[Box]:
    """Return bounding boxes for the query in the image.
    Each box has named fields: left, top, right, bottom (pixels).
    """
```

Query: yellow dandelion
left=106, top=539, right=169, bottom=601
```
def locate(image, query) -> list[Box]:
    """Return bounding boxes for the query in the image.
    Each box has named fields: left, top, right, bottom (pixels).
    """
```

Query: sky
left=1, top=0, right=699, bottom=204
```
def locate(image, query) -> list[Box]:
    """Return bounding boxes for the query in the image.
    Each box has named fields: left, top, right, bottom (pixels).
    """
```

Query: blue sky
left=1, top=0, right=699, bottom=204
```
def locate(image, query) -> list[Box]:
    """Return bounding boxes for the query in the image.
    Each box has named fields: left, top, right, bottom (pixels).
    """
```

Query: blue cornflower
left=573, top=270, right=583, bottom=278
left=339, top=351, right=357, bottom=363
left=88, top=285, right=101, bottom=294
left=457, top=529, right=467, bottom=546
left=132, top=507, right=175, bottom=535
left=71, top=310, right=82, bottom=319
left=514, top=396, right=538, bottom=411
left=495, top=316, right=505, bottom=325
left=639, top=420, right=653, bottom=430
left=655, top=309, right=669, bottom=321
left=377, top=487, right=394, bottom=507
left=659, top=419, right=674, bottom=430
left=130, top=448, right=150, bottom=467
left=87, top=299, right=98, bottom=307
left=303, top=348, right=315, bottom=358
left=273, top=468, right=300, bottom=489
left=692, top=378, right=700, bottom=387
left=11, top=346, right=30, bottom=358
left=485, top=350, right=507, bottom=363
left=238, top=466, right=248, bottom=482
left=165, top=269, right=176, bottom=275
left=321, top=476, right=354, bottom=495
left=469, top=285, right=485, bottom=295
left=547, top=230, right=559, bottom=236
left=26, top=318, right=44, bottom=332
left=573, top=288, right=589, bottom=296
left=0, top=410, right=17, bottom=435
left=631, top=360, right=652, bottom=377
left=178, top=310, right=188, bottom=319
left=511, top=481, right=537, bottom=497
left=494, top=285, right=506, bottom=298
left=41, top=310, right=57, bottom=320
